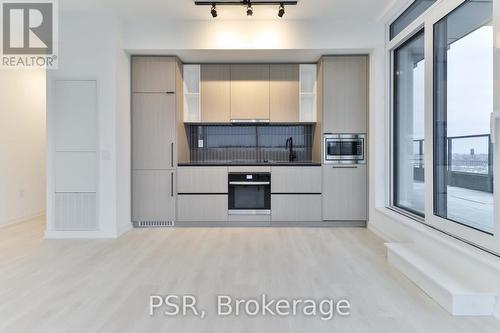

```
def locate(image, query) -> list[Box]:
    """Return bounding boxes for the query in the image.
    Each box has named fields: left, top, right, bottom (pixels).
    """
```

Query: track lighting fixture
left=195, top=1, right=297, bottom=18
left=210, top=3, right=217, bottom=17
left=246, top=2, right=253, bottom=16
left=278, top=3, right=285, bottom=17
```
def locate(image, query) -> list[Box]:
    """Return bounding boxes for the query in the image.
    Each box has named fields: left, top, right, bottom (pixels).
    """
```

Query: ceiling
left=60, top=0, right=396, bottom=21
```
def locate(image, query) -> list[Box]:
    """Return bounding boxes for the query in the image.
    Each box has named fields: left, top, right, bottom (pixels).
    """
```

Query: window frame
left=386, top=0, right=500, bottom=255
left=392, top=29, right=427, bottom=218
left=390, top=0, right=437, bottom=40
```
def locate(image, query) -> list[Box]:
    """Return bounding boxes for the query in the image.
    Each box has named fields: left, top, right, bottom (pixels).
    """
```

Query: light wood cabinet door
left=177, top=195, right=228, bottom=222
left=132, top=170, right=176, bottom=222
left=271, top=166, right=322, bottom=193
left=323, top=56, right=368, bottom=133
left=272, top=195, right=322, bottom=222
left=132, top=57, right=177, bottom=93
left=322, top=165, right=367, bottom=221
left=132, top=93, right=176, bottom=170
left=177, top=167, right=228, bottom=193
left=270, top=64, right=299, bottom=122
left=201, top=64, right=231, bottom=122
left=230, top=64, right=270, bottom=120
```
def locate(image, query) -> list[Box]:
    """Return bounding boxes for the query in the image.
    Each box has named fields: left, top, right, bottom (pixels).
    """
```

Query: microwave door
left=340, top=141, right=358, bottom=156
left=326, top=141, right=341, bottom=159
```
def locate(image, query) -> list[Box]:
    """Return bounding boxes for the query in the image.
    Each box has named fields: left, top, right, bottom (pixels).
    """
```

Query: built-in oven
left=324, top=134, right=366, bottom=164
left=228, top=173, right=271, bottom=215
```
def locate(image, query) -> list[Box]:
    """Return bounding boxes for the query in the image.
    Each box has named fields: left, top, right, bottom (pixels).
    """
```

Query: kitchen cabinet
left=230, top=64, right=270, bottom=120
left=271, top=167, right=321, bottom=193
left=323, top=56, right=368, bottom=133
left=177, top=167, right=228, bottom=193
left=132, top=57, right=177, bottom=93
left=272, top=195, right=322, bottom=222
left=270, top=64, right=299, bottom=122
left=132, top=57, right=180, bottom=223
left=132, top=93, right=177, bottom=170
left=322, top=165, right=367, bottom=221
left=299, top=64, right=317, bottom=122
left=183, top=65, right=201, bottom=122
left=132, top=170, right=176, bottom=222
left=201, top=64, right=231, bottom=122
left=177, top=195, right=228, bottom=222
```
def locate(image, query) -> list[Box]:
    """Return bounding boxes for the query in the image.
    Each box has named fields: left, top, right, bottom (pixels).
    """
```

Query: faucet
left=285, top=137, right=296, bottom=162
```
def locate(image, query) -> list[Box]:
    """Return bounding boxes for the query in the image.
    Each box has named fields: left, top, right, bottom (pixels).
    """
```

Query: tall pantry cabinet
left=321, top=56, right=368, bottom=222
left=131, top=57, right=181, bottom=223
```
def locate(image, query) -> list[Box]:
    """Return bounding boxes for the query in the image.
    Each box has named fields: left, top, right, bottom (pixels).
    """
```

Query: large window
left=393, top=31, right=426, bottom=216
left=433, top=0, right=493, bottom=233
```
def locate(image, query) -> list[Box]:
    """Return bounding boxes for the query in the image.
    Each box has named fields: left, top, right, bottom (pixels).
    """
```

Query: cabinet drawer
left=272, top=195, right=322, bottom=222
left=177, top=167, right=228, bottom=193
left=271, top=167, right=322, bottom=193
left=177, top=195, right=228, bottom=222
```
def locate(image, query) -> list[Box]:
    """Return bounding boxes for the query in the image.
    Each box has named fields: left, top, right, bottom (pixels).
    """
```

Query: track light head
left=246, top=3, right=253, bottom=16
left=210, top=3, right=217, bottom=18
left=278, top=3, right=285, bottom=17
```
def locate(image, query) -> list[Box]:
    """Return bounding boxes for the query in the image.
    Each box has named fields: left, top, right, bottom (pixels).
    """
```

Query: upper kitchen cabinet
left=270, top=64, right=299, bottom=122
left=132, top=57, right=177, bottom=93
left=322, top=56, right=368, bottom=133
left=230, top=64, right=270, bottom=121
left=183, top=65, right=201, bottom=122
left=299, top=64, right=317, bottom=122
left=201, top=64, right=231, bottom=123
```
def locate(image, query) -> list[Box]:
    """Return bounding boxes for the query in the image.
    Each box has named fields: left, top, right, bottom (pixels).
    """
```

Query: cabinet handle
left=331, top=165, right=358, bottom=169
left=171, top=142, right=174, bottom=168
left=166, top=91, right=175, bottom=94
left=171, top=172, right=174, bottom=197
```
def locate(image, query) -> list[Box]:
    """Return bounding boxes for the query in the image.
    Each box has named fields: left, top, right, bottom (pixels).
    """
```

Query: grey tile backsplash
left=187, top=125, right=313, bottom=163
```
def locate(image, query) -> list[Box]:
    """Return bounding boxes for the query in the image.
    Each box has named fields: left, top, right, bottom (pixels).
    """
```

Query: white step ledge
left=386, top=242, right=499, bottom=316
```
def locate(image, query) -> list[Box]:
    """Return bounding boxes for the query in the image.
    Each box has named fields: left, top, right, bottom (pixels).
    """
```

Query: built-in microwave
left=324, top=134, right=366, bottom=164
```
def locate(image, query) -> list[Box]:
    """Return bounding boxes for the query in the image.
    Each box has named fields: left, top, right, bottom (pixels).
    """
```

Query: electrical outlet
left=198, top=139, right=204, bottom=148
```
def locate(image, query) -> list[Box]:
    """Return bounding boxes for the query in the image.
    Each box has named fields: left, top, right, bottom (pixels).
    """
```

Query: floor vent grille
left=133, top=221, right=175, bottom=228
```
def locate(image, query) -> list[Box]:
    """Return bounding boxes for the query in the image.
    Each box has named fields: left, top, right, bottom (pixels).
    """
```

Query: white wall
left=46, top=11, right=130, bottom=238
left=123, top=18, right=384, bottom=51
left=0, top=69, right=46, bottom=227
left=115, top=26, right=132, bottom=237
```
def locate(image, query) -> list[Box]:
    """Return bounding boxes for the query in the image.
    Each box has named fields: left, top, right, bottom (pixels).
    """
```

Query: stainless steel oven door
left=228, top=174, right=271, bottom=215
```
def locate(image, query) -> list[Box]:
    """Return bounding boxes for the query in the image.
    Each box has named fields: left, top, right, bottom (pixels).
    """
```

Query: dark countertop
left=178, top=161, right=322, bottom=167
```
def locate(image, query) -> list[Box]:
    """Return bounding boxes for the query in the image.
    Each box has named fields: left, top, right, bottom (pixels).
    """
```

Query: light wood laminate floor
left=1, top=217, right=499, bottom=333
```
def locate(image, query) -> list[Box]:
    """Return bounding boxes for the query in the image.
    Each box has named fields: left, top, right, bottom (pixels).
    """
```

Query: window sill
left=371, top=206, right=500, bottom=271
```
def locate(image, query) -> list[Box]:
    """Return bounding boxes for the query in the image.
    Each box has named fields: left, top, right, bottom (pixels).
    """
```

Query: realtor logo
left=1, top=0, right=58, bottom=68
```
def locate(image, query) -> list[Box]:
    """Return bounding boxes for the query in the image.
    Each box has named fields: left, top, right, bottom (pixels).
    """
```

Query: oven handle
left=229, top=181, right=270, bottom=186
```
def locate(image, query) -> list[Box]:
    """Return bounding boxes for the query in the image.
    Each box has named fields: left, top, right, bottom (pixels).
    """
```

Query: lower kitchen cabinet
left=271, top=167, right=322, bottom=193
left=132, top=170, right=176, bottom=222
left=272, top=195, right=322, bottom=222
left=177, top=167, right=228, bottom=193
left=322, top=165, right=367, bottom=221
left=177, top=195, right=228, bottom=222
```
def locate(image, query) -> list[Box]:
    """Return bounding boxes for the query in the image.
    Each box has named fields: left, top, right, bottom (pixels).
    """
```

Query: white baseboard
left=0, top=211, right=45, bottom=229
left=116, top=222, right=133, bottom=237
